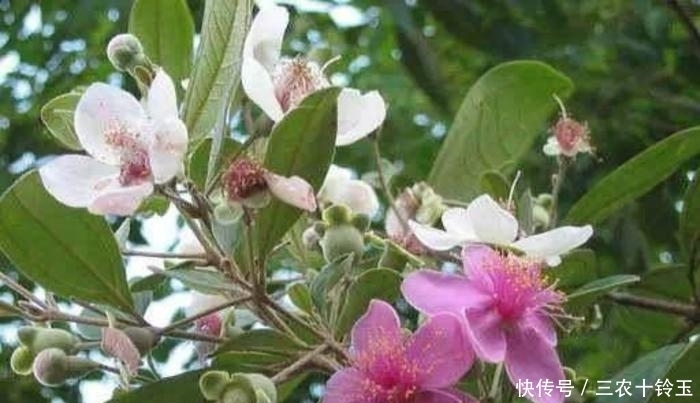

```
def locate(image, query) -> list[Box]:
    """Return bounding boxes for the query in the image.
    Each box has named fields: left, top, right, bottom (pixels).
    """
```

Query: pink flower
left=543, top=96, right=593, bottom=158
left=241, top=5, right=386, bottom=146
left=402, top=246, right=566, bottom=403
left=38, top=69, right=187, bottom=216
left=324, top=300, right=477, bottom=403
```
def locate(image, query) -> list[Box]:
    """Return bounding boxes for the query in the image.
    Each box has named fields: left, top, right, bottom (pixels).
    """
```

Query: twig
left=548, top=156, right=569, bottom=229
left=371, top=131, right=408, bottom=232
left=165, top=329, right=226, bottom=344
left=158, top=295, right=252, bottom=333
left=271, top=343, right=328, bottom=384
left=663, top=0, right=700, bottom=63
left=122, top=250, right=208, bottom=260
left=0, top=271, right=47, bottom=309
left=606, top=291, right=700, bottom=319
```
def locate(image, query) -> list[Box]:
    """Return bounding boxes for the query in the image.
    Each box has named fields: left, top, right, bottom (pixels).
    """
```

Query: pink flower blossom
left=241, top=5, right=386, bottom=146
left=38, top=69, right=187, bottom=216
left=402, top=246, right=566, bottom=403
left=324, top=300, right=477, bottom=403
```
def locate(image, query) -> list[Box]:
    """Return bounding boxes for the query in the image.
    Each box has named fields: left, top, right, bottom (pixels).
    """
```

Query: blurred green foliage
left=2, top=0, right=700, bottom=401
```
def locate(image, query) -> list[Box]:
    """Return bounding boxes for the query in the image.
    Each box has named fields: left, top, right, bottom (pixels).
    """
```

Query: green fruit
left=322, top=205, right=352, bottom=226
left=320, top=225, right=365, bottom=264
left=18, top=327, right=78, bottom=354
left=199, top=370, right=231, bottom=400
left=10, top=346, right=34, bottom=375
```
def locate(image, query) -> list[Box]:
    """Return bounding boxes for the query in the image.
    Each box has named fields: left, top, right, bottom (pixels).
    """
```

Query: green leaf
left=107, top=370, right=204, bottom=403
left=0, top=172, right=134, bottom=313
left=182, top=0, right=252, bottom=140
left=152, top=263, right=241, bottom=295
left=567, top=274, right=640, bottom=307
left=595, top=341, right=697, bottom=403
left=188, top=137, right=241, bottom=191
left=40, top=91, right=82, bottom=150
left=335, top=268, right=402, bottom=338
left=213, top=351, right=285, bottom=373
left=681, top=174, right=700, bottom=259
left=256, top=87, right=341, bottom=259
left=310, top=254, right=354, bottom=317
left=215, top=329, right=299, bottom=356
left=479, top=170, right=510, bottom=201
left=566, top=127, right=700, bottom=225
left=635, top=264, right=695, bottom=301
left=554, top=249, right=597, bottom=290
left=428, top=61, right=573, bottom=200
left=287, top=282, right=314, bottom=315
left=649, top=340, right=700, bottom=403
left=128, top=0, right=194, bottom=84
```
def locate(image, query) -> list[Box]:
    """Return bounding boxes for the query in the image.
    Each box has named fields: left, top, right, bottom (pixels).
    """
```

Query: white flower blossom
left=318, top=165, right=379, bottom=217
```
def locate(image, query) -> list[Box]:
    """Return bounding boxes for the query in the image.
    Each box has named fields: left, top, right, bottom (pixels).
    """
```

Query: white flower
left=408, top=194, right=593, bottom=266
left=38, top=69, right=187, bottom=216
left=318, top=165, right=379, bottom=217
left=241, top=5, right=386, bottom=146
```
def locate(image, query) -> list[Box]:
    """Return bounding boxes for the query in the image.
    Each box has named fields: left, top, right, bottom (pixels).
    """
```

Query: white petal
left=243, top=5, right=288, bottom=70
left=148, top=117, right=188, bottom=184
left=75, top=83, right=148, bottom=165
left=264, top=172, right=317, bottom=212
left=323, top=179, right=379, bottom=217
left=38, top=155, right=120, bottom=209
left=242, top=57, right=284, bottom=121
left=542, top=137, right=561, bottom=156
left=408, top=220, right=462, bottom=251
left=441, top=207, right=477, bottom=241
left=511, top=225, right=594, bottom=265
left=335, top=89, right=387, bottom=146
left=88, top=181, right=153, bottom=216
left=467, top=194, right=518, bottom=245
left=147, top=69, right=179, bottom=121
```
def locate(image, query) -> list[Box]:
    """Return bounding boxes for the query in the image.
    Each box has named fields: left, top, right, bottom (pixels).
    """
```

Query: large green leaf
left=128, top=0, right=194, bottom=84
left=0, top=172, right=134, bottom=313
left=680, top=174, right=700, bottom=259
left=650, top=340, right=700, bottom=403
left=566, top=127, right=700, bottom=225
left=40, top=91, right=82, bottom=150
left=595, top=341, right=697, bottom=403
left=182, top=0, right=251, bottom=140
left=428, top=61, right=573, bottom=200
left=107, top=370, right=204, bottom=403
left=215, top=329, right=299, bottom=356
left=567, top=274, right=640, bottom=308
left=256, top=87, right=341, bottom=259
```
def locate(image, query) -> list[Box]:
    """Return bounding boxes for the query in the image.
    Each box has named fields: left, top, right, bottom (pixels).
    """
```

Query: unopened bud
left=413, top=183, right=445, bottom=225
left=32, top=348, right=98, bottom=387
left=221, top=374, right=256, bottom=403
left=11, top=346, right=34, bottom=375
left=350, top=213, right=370, bottom=232
left=107, top=34, right=147, bottom=72
left=320, top=224, right=365, bottom=264
left=245, top=373, right=276, bottom=403
left=322, top=205, right=353, bottom=226
left=200, top=370, right=231, bottom=400
left=122, top=327, right=160, bottom=355
left=18, top=326, right=79, bottom=354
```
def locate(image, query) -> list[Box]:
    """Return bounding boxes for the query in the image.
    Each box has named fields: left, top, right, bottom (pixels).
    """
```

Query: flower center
left=195, top=314, right=222, bottom=337
left=271, top=57, right=329, bottom=112
left=552, top=117, right=588, bottom=153
left=105, top=123, right=152, bottom=186
left=223, top=158, right=268, bottom=202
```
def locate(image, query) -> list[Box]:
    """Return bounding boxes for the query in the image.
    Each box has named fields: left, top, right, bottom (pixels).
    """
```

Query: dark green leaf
left=428, top=61, right=573, bottom=200
left=128, top=0, right=194, bottom=84
left=566, top=127, right=700, bottom=225
left=681, top=175, right=700, bottom=260
left=107, top=370, right=204, bottom=403
left=256, top=87, right=341, bottom=259
left=479, top=170, right=510, bottom=201
left=188, top=137, right=241, bottom=191
left=287, top=283, right=314, bottom=315
left=335, top=268, right=402, bottom=338
left=567, top=274, right=640, bottom=307
left=215, top=329, right=298, bottom=356
left=310, top=254, right=353, bottom=317
left=213, top=351, right=285, bottom=373
left=554, top=249, right=597, bottom=290
left=182, top=0, right=251, bottom=140
left=154, top=263, right=241, bottom=295
left=40, top=91, right=82, bottom=150
left=650, top=340, right=700, bottom=403
left=0, top=172, right=134, bottom=312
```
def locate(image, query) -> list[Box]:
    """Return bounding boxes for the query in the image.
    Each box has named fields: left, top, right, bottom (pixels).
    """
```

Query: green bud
left=32, top=348, right=98, bottom=387
left=320, top=224, right=365, bottom=264
left=106, top=34, right=147, bottom=72
left=243, top=373, right=276, bottom=403
left=322, top=205, right=353, bottom=226
left=221, top=374, right=256, bottom=403
left=532, top=204, right=550, bottom=229
left=351, top=213, right=370, bottom=232
left=199, top=370, right=231, bottom=400
left=122, top=327, right=160, bottom=355
left=535, top=193, right=553, bottom=208
left=18, top=326, right=79, bottom=354
left=11, top=346, right=34, bottom=375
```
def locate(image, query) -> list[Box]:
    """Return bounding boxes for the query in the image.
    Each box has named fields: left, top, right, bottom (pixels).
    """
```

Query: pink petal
left=38, top=155, right=120, bottom=209
left=74, top=82, right=148, bottom=165
left=101, top=327, right=141, bottom=374
left=88, top=180, right=153, bottom=216
left=464, top=308, right=506, bottom=362
left=148, top=117, right=188, bottom=183
left=147, top=69, right=179, bottom=121
left=323, top=368, right=370, bottom=403
left=407, top=313, right=474, bottom=388
left=504, top=326, right=565, bottom=403
left=401, top=270, right=491, bottom=317
left=414, top=389, right=480, bottom=403
left=524, top=313, right=557, bottom=346
left=466, top=194, right=518, bottom=245
left=350, top=300, right=401, bottom=357
left=264, top=172, right=317, bottom=212
left=336, top=89, right=387, bottom=146
left=461, top=244, right=501, bottom=276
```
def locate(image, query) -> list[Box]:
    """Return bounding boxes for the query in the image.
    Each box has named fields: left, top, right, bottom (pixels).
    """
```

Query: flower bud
left=32, top=348, right=98, bottom=387
left=320, top=224, right=365, bottom=264
left=11, top=346, right=34, bottom=375
left=107, top=34, right=147, bottom=72
left=199, top=370, right=231, bottom=400
left=220, top=374, right=257, bottom=403
left=244, top=373, right=276, bottom=403
left=322, top=204, right=353, bottom=226
left=413, top=183, right=445, bottom=225
left=122, top=327, right=160, bottom=355
left=18, top=326, right=79, bottom=354
left=350, top=213, right=370, bottom=232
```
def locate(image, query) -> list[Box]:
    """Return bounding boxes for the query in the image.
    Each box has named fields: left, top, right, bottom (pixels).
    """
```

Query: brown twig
left=606, top=291, right=700, bottom=319
left=271, top=343, right=328, bottom=384
left=158, top=295, right=252, bottom=333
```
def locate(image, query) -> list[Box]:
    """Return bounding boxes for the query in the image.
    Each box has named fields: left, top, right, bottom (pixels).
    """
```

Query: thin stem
left=122, top=250, right=208, bottom=260
left=606, top=291, right=700, bottom=319
left=165, top=329, right=226, bottom=344
left=548, top=157, right=569, bottom=229
left=488, top=363, right=504, bottom=400
left=158, top=295, right=252, bottom=333
left=0, top=271, right=47, bottom=309
left=271, top=343, right=328, bottom=384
